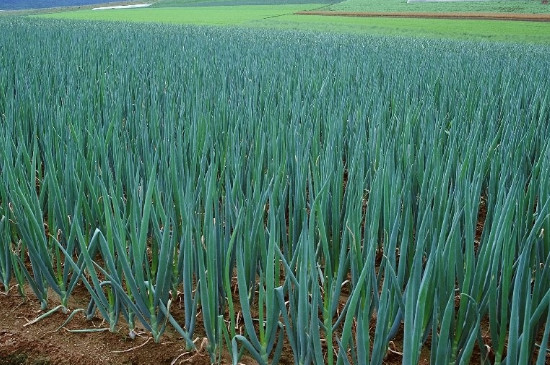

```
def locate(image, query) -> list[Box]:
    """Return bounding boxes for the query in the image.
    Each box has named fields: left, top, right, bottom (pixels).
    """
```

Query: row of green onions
left=1, top=18, right=549, bottom=364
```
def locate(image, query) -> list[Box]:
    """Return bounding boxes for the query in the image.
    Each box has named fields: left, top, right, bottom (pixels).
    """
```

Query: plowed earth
left=0, top=284, right=231, bottom=365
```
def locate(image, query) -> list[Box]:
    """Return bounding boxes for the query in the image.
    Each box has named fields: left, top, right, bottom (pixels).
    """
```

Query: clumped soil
left=0, top=199, right=504, bottom=365
left=0, top=284, right=237, bottom=365
left=0, top=282, right=417, bottom=365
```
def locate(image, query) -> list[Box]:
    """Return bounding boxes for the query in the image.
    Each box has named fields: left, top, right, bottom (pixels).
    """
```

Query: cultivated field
left=31, top=0, right=550, bottom=43
left=1, top=1, right=550, bottom=364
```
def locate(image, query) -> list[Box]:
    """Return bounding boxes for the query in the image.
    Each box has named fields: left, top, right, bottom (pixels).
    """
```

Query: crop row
left=1, top=18, right=549, bottom=364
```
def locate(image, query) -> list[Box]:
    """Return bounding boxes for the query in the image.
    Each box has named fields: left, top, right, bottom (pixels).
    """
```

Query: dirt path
left=295, top=11, right=550, bottom=22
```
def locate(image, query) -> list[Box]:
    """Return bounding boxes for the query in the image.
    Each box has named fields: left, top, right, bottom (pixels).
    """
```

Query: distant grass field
left=151, top=0, right=336, bottom=6
left=37, top=5, right=326, bottom=25
left=152, top=0, right=550, bottom=13
left=276, top=14, right=550, bottom=43
left=36, top=3, right=550, bottom=43
left=332, top=0, right=550, bottom=14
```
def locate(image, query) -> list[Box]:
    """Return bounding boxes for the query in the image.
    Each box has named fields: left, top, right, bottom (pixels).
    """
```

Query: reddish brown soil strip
left=295, top=11, right=550, bottom=22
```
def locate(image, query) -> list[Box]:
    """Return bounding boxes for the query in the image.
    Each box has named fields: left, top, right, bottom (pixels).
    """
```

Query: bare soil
left=295, top=11, right=550, bottom=22
left=1, top=274, right=548, bottom=364
left=0, top=281, right=412, bottom=365
left=0, top=284, right=247, bottom=365
left=1, top=200, right=548, bottom=364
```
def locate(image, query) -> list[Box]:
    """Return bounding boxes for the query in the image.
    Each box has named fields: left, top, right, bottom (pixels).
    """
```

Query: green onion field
left=1, top=3, right=550, bottom=364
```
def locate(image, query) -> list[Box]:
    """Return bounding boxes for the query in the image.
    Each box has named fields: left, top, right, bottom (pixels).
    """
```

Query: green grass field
left=36, top=1, right=550, bottom=43
left=332, top=0, right=550, bottom=13
left=151, top=0, right=335, bottom=6
left=152, top=0, right=550, bottom=13
left=37, top=4, right=323, bottom=26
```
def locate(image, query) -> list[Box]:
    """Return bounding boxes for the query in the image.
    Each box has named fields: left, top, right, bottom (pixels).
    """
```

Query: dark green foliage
left=1, top=17, right=549, bottom=364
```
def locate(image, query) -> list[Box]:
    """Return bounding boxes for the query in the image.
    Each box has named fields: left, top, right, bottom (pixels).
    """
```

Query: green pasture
left=151, top=0, right=335, bottom=6
left=38, top=4, right=321, bottom=26
left=332, top=0, right=550, bottom=14
left=152, top=0, right=550, bottom=13
left=37, top=3, right=550, bottom=43
left=265, top=14, right=550, bottom=43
